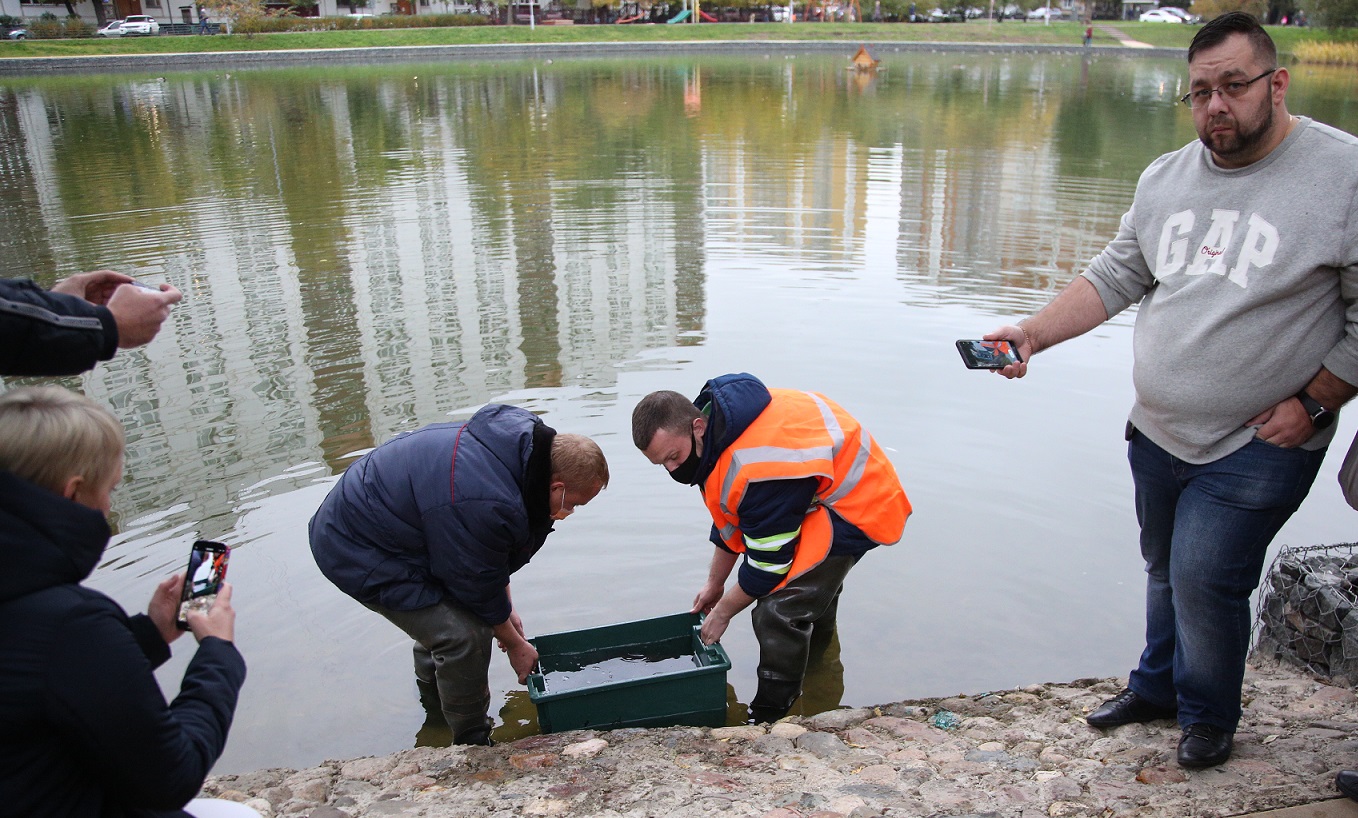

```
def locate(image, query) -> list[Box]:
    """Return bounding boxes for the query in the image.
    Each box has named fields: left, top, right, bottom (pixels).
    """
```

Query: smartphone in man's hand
left=956, top=339, right=1023, bottom=370
left=176, top=540, right=229, bottom=630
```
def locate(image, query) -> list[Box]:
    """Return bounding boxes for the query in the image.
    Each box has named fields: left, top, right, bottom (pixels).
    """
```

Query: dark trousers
left=749, top=554, right=856, bottom=714
left=1126, top=432, right=1324, bottom=731
left=366, top=599, right=494, bottom=744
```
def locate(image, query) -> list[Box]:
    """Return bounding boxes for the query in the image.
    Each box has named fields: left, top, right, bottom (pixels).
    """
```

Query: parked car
left=97, top=19, right=124, bottom=36
left=1027, top=5, right=1063, bottom=18
left=1139, top=8, right=1183, bottom=21
left=1159, top=5, right=1200, bottom=21
left=120, top=14, right=159, bottom=35
left=3, top=26, right=26, bottom=39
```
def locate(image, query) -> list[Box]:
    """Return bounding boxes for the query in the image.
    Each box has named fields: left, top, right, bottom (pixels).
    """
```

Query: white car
left=120, top=14, right=160, bottom=35
left=1027, top=6, right=1063, bottom=18
left=97, top=20, right=125, bottom=36
left=1159, top=5, right=1200, bottom=21
left=1140, top=8, right=1183, bottom=21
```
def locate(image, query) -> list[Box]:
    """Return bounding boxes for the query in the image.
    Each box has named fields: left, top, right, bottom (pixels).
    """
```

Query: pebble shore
left=204, top=658, right=1358, bottom=817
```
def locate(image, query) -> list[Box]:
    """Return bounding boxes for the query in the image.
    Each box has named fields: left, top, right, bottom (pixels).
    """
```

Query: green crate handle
left=692, top=623, right=725, bottom=665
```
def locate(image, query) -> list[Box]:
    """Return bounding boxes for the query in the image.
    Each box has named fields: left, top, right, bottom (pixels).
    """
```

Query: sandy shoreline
left=202, top=658, right=1358, bottom=817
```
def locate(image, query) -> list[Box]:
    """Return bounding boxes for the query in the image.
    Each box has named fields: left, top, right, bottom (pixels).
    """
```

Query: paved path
left=1096, top=23, right=1155, bottom=48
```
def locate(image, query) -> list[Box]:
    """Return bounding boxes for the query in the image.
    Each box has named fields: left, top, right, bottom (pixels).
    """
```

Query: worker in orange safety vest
left=632, top=372, right=911, bottom=722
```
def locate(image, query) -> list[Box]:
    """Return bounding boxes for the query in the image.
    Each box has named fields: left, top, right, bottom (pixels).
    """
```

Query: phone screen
left=177, top=540, right=229, bottom=629
left=956, top=339, right=1023, bottom=369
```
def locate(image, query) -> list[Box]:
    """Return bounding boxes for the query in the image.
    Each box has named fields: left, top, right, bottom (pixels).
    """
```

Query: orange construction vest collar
left=701, top=388, right=911, bottom=591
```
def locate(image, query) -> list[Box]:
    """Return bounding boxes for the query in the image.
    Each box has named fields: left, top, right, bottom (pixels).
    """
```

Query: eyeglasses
left=1179, top=68, right=1276, bottom=108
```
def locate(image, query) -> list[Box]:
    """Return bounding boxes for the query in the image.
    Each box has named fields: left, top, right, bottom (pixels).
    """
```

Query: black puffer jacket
left=0, top=470, right=247, bottom=818
left=0, top=278, right=118, bottom=376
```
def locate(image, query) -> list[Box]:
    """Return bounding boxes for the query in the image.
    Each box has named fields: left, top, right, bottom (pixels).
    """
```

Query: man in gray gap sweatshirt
left=984, top=12, right=1358, bottom=771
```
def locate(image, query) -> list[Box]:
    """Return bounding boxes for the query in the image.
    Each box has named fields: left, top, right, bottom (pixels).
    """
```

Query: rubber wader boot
left=749, top=677, right=802, bottom=724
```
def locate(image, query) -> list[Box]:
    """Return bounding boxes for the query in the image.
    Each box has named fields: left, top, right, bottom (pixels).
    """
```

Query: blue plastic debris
left=930, top=709, right=961, bottom=731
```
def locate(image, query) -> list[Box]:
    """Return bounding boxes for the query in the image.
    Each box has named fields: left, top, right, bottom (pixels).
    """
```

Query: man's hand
left=504, top=641, right=539, bottom=684
left=983, top=325, right=1031, bottom=380
left=186, top=582, right=236, bottom=643
left=50, top=270, right=134, bottom=305
left=698, top=609, right=731, bottom=646
left=106, top=282, right=184, bottom=349
left=148, top=573, right=188, bottom=646
left=1247, top=398, right=1316, bottom=448
left=690, top=580, right=724, bottom=617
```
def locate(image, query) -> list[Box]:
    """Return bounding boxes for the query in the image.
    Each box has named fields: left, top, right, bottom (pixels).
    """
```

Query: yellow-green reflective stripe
left=745, top=529, right=798, bottom=552
left=747, top=558, right=792, bottom=575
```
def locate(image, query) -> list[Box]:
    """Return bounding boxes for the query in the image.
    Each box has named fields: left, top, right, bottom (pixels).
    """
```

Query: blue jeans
left=1126, top=431, right=1325, bottom=732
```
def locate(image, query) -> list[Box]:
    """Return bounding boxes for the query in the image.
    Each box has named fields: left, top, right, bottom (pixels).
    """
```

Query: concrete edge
left=0, top=40, right=1187, bottom=75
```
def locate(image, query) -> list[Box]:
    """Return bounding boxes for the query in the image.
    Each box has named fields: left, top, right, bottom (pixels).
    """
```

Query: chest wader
left=747, top=554, right=857, bottom=723
left=367, top=599, right=496, bottom=746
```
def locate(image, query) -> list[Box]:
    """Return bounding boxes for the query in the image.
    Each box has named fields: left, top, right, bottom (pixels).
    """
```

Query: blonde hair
left=0, top=386, right=125, bottom=495
left=550, top=433, right=609, bottom=492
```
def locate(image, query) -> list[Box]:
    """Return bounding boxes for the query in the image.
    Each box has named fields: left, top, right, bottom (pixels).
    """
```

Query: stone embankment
left=204, top=659, right=1358, bottom=818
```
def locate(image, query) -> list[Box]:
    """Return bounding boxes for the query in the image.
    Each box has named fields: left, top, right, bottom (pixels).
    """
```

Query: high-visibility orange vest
left=700, top=388, right=911, bottom=591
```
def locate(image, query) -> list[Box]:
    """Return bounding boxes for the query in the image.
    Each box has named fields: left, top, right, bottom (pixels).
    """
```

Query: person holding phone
left=1, top=271, right=182, bottom=377
left=632, top=373, right=911, bottom=723
left=0, top=386, right=251, bottom=818
left=983, top=13, right=1358, bottom=770
left=309, top=405, right=609, bottom=746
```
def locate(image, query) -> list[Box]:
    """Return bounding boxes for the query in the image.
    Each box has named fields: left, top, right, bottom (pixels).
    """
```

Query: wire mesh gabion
left=1253, top=543, right=1358, bottom=686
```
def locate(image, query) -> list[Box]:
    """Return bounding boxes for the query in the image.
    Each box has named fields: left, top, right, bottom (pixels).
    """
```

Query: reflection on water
left=2, top=52, right=1356, bottom=775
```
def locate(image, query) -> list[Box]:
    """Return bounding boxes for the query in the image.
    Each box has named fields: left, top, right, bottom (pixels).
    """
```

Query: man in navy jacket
left=310, top=404, right=609, bottom=745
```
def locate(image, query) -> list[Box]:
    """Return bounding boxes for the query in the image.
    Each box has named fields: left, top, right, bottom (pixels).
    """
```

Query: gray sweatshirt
left=1082, top=117, right=1358, bottom=464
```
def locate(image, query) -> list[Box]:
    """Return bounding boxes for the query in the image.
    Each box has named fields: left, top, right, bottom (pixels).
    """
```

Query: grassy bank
left=0, top=19, right=1351, bottom=59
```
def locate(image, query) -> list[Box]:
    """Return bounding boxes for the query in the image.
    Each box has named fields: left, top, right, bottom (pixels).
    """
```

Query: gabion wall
left=1254, top=544, right=1358, bottom=687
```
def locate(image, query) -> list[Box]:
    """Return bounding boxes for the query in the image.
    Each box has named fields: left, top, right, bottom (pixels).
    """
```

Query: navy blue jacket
left=309, top=404, right=556, bottom=625
left=0, top=470, right=247, bottom=818
left=0, top=278, right=119, bottom=376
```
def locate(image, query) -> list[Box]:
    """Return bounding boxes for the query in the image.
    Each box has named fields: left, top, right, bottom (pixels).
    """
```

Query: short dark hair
left=1188, top=11, right=1277, bottom=67
left=631, top=391, right=699, bottom=450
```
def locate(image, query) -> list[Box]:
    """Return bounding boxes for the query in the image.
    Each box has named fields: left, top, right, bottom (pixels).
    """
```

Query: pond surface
left=3, top=49, right=1356, bottom=775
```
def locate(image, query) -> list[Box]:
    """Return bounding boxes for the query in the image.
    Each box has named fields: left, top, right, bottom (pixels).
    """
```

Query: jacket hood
left=693, top=373, right=772, bottom=483
left=0, top=469, right=110, bottom=604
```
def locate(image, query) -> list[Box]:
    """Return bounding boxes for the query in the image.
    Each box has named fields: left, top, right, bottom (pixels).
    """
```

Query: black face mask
left=669, top=431, right=701, bottom=485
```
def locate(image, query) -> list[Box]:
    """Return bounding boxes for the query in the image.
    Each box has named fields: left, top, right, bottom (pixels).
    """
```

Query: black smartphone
left=176, top=540, right=229, bottom=630
left=956, top=339, right=1023, bottom=370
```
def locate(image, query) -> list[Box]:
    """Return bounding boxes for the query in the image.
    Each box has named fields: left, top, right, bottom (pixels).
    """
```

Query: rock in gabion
left=1253, top=543, right=1358, bottom=686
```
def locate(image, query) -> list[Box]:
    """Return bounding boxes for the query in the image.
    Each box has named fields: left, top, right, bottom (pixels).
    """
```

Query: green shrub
left=63, top=16, right=94, bottom=37
left=28, top=14, right=66, bottom=38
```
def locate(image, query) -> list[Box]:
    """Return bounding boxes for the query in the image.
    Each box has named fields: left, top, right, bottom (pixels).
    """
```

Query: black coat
left=0, top=470, right=247, bottom=818
left=0, top=278, right=119, bottom=377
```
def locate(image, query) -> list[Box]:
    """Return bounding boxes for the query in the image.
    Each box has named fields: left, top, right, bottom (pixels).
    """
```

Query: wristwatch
left=1295, top=391, right=1335, bottom=430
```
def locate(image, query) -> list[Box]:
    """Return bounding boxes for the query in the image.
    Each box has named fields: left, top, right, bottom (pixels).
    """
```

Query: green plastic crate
left=526, top=611, right=731, bottom=734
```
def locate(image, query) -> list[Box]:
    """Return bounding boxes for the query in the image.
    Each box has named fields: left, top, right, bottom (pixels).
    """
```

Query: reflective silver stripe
left=808, top=391, right=872, bottom=506
left=717, top=522, right=738, bottom=542
left=721, top=444, right=833, bottom=514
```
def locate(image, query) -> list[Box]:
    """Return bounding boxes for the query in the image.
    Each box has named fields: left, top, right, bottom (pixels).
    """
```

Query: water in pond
left=2, top=50, right=1356, bottom=775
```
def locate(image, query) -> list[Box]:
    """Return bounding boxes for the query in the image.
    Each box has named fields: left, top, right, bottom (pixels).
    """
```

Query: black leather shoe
left=1086, top=688, right=1177, bottom=728
left=1177, top=723, right=1232, bottom=769
left=1336, top=770, right=1358, bottom=802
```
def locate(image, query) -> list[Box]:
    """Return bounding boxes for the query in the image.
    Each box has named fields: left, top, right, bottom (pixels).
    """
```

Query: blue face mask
left=669, top=431, right=701, bottom=485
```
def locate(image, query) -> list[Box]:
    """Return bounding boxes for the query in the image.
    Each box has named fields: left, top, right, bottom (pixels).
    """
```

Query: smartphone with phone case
left=956, top=339, right=1023, bottom=370
left=176, top=540, right=229, bottom=630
